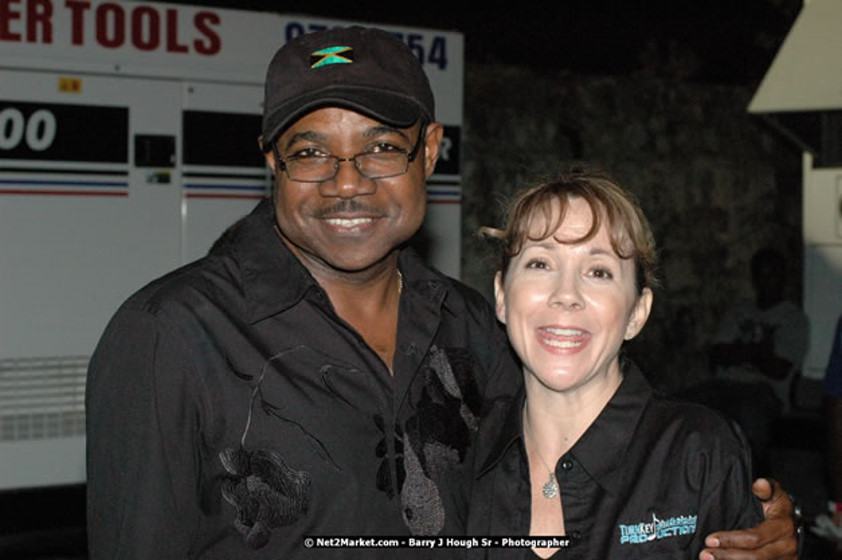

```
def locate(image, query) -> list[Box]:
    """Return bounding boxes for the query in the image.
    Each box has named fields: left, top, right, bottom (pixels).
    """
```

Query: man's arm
left=87, top=306, right=200, bottom=560
left=699, top=479, right=798, bottom=560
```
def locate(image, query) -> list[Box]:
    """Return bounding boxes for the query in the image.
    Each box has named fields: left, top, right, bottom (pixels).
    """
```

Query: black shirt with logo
left=467, top=364, right=764, bottom=560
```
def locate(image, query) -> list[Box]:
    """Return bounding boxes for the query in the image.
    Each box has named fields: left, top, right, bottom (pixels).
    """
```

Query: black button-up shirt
left=467, top=364, right=763, bottom=559
left=86, top=199, right=519, bottom=559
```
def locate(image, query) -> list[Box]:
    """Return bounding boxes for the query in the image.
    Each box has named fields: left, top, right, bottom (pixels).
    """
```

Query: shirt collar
left=229, top=198, right=315, bottom=324
left=474, top=360, right=652, bottom=497
left=226, top=198, right=453, bottom=324
left=569, top=361, right=651, bottom=495
left=475, top=389, right=525, bottom=478
left=396, top=246, right=451, bottom=309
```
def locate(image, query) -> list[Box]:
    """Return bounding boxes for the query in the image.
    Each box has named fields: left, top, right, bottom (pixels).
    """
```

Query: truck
left=0, top=0, right=464, bottom=538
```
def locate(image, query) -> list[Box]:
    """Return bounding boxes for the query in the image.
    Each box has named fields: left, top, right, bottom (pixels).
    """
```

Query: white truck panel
left=0, top=1, right=464, bottom=490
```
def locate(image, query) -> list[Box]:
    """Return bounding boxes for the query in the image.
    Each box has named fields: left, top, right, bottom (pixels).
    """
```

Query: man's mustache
left=314, top=200, right=385, bottom=217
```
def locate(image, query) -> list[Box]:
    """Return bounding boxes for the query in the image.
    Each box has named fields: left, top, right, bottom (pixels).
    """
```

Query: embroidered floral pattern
left=374, top=414, right=405, bottom=499
left=222, top=344, right=483, bottom=541
left=221, top=349, right=316, bottom=549
left=220, top=446, right=311, bottom=549
left=400, top=432, right=445, bottom=535
left=388, top=345, right=482, bottom=535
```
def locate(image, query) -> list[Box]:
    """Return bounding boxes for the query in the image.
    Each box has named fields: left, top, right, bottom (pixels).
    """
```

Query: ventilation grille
left=0, top=356, right=88, bottom=441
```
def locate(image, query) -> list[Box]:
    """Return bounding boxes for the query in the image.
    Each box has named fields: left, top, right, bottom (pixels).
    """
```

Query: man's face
left=265, top=108, right=443, bottom=275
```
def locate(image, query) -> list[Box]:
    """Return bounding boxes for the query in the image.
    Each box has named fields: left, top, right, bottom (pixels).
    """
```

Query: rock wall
left=459, top=65, right=803, bottom=392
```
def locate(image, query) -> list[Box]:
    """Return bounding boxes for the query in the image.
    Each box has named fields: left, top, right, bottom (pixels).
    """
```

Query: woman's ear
left=624, top=287, right=653, bottom=340
left=494, top=271, right=507, bottom=324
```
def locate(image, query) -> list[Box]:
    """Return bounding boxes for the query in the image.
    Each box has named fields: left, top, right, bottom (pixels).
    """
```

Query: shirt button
left=561, top=459, right=574, bottom=471
left=571, top=530, right=582, bottom=540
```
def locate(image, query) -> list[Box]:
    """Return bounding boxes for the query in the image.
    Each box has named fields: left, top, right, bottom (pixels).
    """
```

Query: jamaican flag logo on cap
left=310, top=46, right=354, bottom=68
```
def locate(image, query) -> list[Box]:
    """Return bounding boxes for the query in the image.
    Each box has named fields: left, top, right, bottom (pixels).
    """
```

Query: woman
left=468, top=169, right=763, bottom=558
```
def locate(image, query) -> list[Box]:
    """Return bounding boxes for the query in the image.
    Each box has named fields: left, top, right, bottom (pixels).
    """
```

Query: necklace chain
left=523, top=411, right=560, bottom=500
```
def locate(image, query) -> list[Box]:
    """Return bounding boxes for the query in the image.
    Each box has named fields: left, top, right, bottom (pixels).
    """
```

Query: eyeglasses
left=273, top=125, right=427, bottom=183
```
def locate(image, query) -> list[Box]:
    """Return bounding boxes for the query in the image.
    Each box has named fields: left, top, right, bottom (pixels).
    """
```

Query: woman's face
left=495, top=197, right=652, bottom=395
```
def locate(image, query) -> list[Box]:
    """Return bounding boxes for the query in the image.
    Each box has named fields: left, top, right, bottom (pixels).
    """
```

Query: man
left=86, top=26, right=797, bottom=559
left=708, top=247, right=810, bottom=473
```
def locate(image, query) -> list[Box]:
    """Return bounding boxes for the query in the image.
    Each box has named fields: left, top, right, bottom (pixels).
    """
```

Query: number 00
left=0, top=108, right=57, bottom=152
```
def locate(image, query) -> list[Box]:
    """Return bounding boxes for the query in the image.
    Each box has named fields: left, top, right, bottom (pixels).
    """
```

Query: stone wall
left=459, top=65, right=803, bottom=392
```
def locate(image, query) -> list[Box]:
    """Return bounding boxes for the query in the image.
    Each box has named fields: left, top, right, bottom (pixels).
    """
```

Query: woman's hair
left=481, top=168, right=658, bottom=293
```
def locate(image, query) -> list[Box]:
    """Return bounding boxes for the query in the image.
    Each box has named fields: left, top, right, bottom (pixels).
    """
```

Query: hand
left=699, top=479, right=798, bottom=560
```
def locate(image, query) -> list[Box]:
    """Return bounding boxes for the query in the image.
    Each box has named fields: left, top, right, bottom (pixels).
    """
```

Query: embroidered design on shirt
left=400, top=432, right=445, bottom=535
left=310, top=46, right=354, bottom=68
left=375, top=414, right=405, bottom=499
left=429, top=345, right=479, bottom=432
left=385, top=345, right=481, bottom=535
left=618, top=512, right=698, bottom=544
left=220, top=446, right=311, bottom=549
left=220, top=348, right=324, bottom=549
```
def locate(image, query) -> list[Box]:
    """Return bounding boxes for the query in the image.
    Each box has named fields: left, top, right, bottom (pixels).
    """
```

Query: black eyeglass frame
left=271, top=123, right=428, bottom=183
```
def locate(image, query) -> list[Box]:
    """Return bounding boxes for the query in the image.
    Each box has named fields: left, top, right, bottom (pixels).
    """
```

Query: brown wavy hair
left=481, top=168, right=658, bottom=293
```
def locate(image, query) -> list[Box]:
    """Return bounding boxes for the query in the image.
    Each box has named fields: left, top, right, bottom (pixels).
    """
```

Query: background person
left=823, top=314, right=842, bottom=527
left=694, top=248, right=809, bottom=475
left=808, top=312, right=842, bottom=553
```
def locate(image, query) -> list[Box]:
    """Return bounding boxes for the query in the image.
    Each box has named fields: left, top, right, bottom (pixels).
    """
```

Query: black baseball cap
left=261, top=26, right=435, bottom=151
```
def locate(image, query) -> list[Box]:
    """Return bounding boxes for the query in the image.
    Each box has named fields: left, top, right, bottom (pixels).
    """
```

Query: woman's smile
left=535, top=326, right=591, bottom=353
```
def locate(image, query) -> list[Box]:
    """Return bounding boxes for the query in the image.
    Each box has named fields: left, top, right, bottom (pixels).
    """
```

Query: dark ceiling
left=159, top=0, right=801, bottom=86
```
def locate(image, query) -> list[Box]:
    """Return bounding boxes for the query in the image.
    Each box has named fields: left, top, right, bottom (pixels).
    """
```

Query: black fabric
left=467, top=364, right=764, bottom=560
left=86, top=198, right=519, bottom=559
left=261, top=26, right=435, bottom=147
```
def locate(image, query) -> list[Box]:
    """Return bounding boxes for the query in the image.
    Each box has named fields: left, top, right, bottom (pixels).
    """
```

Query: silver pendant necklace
left=524, top=411, right=560, bottom=499
left=542, top=472, right=560, bottom=499
left=534, top=449, right=560, bottom=499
